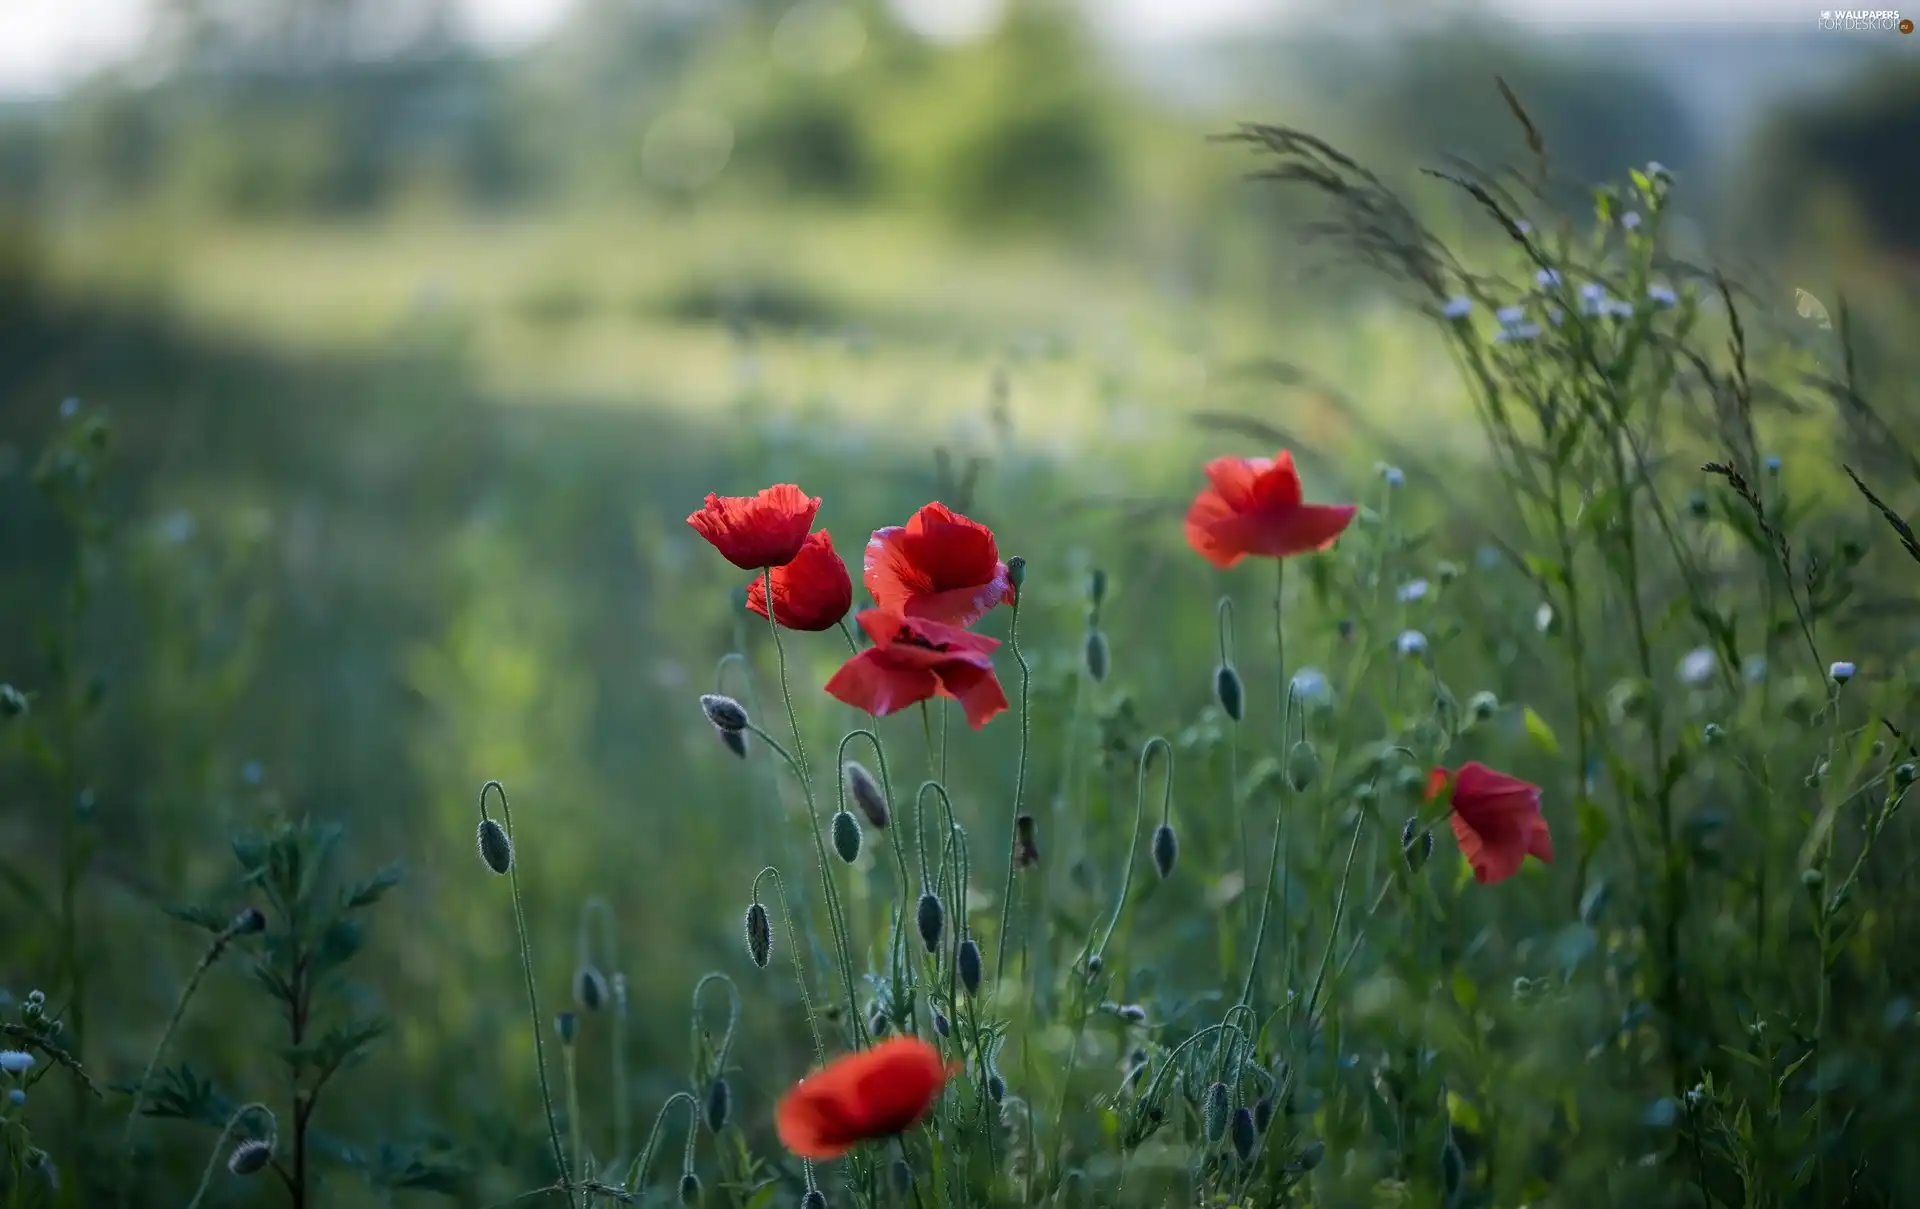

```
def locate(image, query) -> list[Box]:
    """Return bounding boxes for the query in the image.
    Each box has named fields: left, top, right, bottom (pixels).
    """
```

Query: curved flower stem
left=182, top=1102, right=275, bottom=1209
left=752, top=867, right=826, bottom=1064
left=480, top=780, right=577, bottom=1209
left=994, top=590, right=1033, bottom=987
left=562, top=1039, right=583, bottom=1194
left=621, top=1091, right=698, bottom=1191
left=1218, top=595, right=1250, bottom=936
left=1092, top=737, right=1172, bottom=962
left=1302, top=806, right=1369, bottom=1026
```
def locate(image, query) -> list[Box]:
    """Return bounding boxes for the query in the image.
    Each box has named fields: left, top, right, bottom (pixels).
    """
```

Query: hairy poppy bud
left=232, top=907, right=266, bottom=935
left=1401, top=817, right=1432, bottom=872
left=831, top=811, right=862, bottom=863
left=477, top=818, right=513, bottom=874
left=1898, top=762, right=1917, bottom=788
left=1286, top=741, right=1320, bottom=792
left=933, top=1011, right=950, bottom=1036
left=801, top=1191, right=827, bottom=1209
left=705, top=1078, right=730, bottom=1133
left=1116, top=1003, right=1147, bottom=1024
left=718, top=726, right=748, bottom=760
left=915, top=892, right=945, bottom=953
left=679, top=1172, right=703, bottom=1205
left=554, top=1011, right=578, bottom=1046
left=1084, top=631, right=1109, bottom=682
left=573, top=964, right=609, bottom=1013
left=1229, top=1107, right=1257, bottom=1161
left=1007, top=556, right=1027, bottom=589
left=1296, top=1139, right=1326, bottom=1171
left=987, top=1073, right=1006, bottom=1103
left=1151, top=823, right=1178, bottom=878
left=700, top=694, right=749, bottom=733
left=843, top=762, right=889, bottom=829
left=957, top=938, right=983, bottom=996
left=745, top=902, right=772, bottom=968
left=1014, top=814, right=1040, bottom=869
left=1086, top=953, right=1103, bottom=977
left=227, top=1140, right=273, bottom=1176
left=1214, top=664, right=1244, bottom=722
left=1253, top=1096, right=1275, bottom=1134
left=1203, top=1081, right=1230, bottom=1143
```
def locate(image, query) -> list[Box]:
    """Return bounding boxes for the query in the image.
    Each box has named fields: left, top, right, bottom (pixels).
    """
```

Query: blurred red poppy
left=1427, top=762, right=1554, bottom=885
left=863, top=502, right=1014, bottom=628
left=776, top=1037, right=958, bottom=1160
left=1184, top=452, right=1356, bottom=570
left=747, top=530, right=852, bottom=632
left=687, top=484, right=820, bottom=570
left=824, top=609, right=1008, bottom=729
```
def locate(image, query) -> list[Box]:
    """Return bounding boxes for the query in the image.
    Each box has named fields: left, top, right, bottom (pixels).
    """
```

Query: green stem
left=994, top=591, right=1033, bottom=987
left=563, top=1042, right=583, bottom=1192
left=753, top=867, right=826, bottom=1065
left=182, top=1102, right=275, bottom=1209
left=622, top=1091, right=698, bottom=1191
left=578, top=896, right=627, bottom=1161
left=1093, top=737, right=1171, bottom=961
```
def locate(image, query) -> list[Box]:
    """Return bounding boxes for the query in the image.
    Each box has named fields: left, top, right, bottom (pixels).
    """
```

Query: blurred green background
left=2, top=0, right=1917, bottom=1202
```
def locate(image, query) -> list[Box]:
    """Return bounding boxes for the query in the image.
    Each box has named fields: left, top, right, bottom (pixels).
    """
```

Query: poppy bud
left=843, top=762, right=889, bottom=829
left=0, top=685, right=26, bottom=718
left=1296, top=1139, right=1327, bottom=1171
left=957, top=938, right=983, bottom=995
left=987, top=1073, right=1006, bottom=1103
left=869, top=1010, right=889, bottom=1037
left=831, top=811, right=862, bottom=863
left=934, top=1011, right=951, bottom=1036
left=1898, top=763, right=1917, bottom=787
left=477, top=818, right=513, bottom=874
left=1286, top=741, right=1320, bottom=792
left=745, top=902, right=772, bottom=968
left=802, top=1192, right=827, bottom=1209
left=1085, top=631, right=1110, bottom=682
left=1214, top=664, right=1244, bottom=722
left=718, top=726, right=748, bottom=760
left=915, top=891, right=945, bottom=953
left=1014, top=814, right=1041, bottom=869
left=554, top=1011, right=578, bottom=1046
left=227, top=1140, right=273, bottom=1176
left=573, top=964, right=609, bottom=1013
left=1151, top=823, right=1178, bottom=878
left=705, top=1078, right=731, bottom=1133
left=700, top=694, right=750, bottom=733
left=1086, top=953, right=1104, bottom=977
left=232, top=907, right=267, bottom=935
left=1253, top=1096, right=1275, bottom=1134
left=1229, top=1106, right=1257, bottom=1161
left=1467, top=691, right=1498, bottom=722
left=1401, top=817, right=1432, bottom=872
left=1203, top=1081, right=1230, bottom=1143
left=1007, top=556, right=1027, bottom=589
left=679, top=1173, right=702, bottom=1206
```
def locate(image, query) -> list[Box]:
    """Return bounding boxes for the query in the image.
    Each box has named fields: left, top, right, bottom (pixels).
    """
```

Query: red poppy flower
left=1184, top=451, right=1357, bottom=570
left=1427, top=762, right=1554, bottom=886
left=863, top=502, right=1014, bottom=628
left=824, top=609, right=1008, bottom=730
left=776, top=1037, right=959, bottom=1160
left=687, top=484, right=821, bottom=570
left=746, top=530, right=853, bottom=632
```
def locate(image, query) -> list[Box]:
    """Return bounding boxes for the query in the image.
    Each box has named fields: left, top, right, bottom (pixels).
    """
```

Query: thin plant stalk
left=181, top=1102, right=275, bottom=1209
left=579, top=896, right=628, bottom=1161
left=1093, top=737, right=1172, bottom=962
left=993, top=584, right=1034, bottom=987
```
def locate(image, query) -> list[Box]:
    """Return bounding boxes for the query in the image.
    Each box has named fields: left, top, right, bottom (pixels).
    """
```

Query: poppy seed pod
left=1214, top=664, right=1244, bottom=722
left=1084, top=631, right=1110, bottom=682
left=843, top=762, right=889, bottom=829
left=831, top=811, right=862, bottom=863
left=1151, top=823, right=1178, bottom=879
left=718, top=726, right=748, bottom=760
left=915, top=892, right=945, bottom=953
left=1229, top=1106, right=1258, bottom=1161
left=745, top=902, right=773, bottom=968
left=705, top=1078, right=731, bottom=1133
left=1203, top=1081, right=1230, bottom=1143
left=957, top=938, right=983, bottom=996
left=227, top=1139, right=273, bottom=1176
left=1014, top=814, right=1041, bottom=869
left=1286, top=741, right=1320, bottom=792
left=573, top=964, right=609, bottom=1013
left=680, top=1172, right=703, bottom=1206
left=802, top=1192, right=827, bottom=1209
left=1007, top=556, right=1027, bottom=589
left=477, top=818, right=513, bottom=874
left=700, top=693, right=750, bottom=733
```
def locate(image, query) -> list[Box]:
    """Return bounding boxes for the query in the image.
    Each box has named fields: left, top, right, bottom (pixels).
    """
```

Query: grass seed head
left=700, top=693, right=750, bottom=733
left=843, top=761, right=889, bottom=828
left=1151, top=823, right=1178, bottom=878
left=477, top=818, right=513, bottom=875
left=830, top=810, right=863, bottom=863
left=745, top=902, right=772, bottom=968
left=915, top=891, right=945, bottom=953
left=1213, top=664, right=1244, bottom=722
left=227, top=1139, right=273, bottom=1176
left=957, top=938, right=983, bottom=995
left=573, top=964, right=609, bottom=1013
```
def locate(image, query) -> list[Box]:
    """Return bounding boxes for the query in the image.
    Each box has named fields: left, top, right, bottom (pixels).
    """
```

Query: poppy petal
left=824, top=652, right=940, bottom=718
left=936, top=661, right=1010, bottom=730
left=1249, top=451, right=1305, bottom=508
left=747, top=530, right=854, bottom=631
left=1450, top=811, right=1525, bottom=884
left=688, top=484, right=820, bottom=570
left=1202, top=457, right=1273, bottom=512
left=1526, top=815, right=1555, bottom=863
left=1184, top=489, right=1249, bottom=570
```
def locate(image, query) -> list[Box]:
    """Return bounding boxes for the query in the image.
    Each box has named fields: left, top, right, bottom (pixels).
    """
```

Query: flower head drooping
left=824, top=609, right=1008, bottom=730
left=227, top=1139, right=273, bottom=1176
left=1428, top=762, right=1553, bottom=886
left=700, top=694, right=750, bottom=733
left=746, top=530, right=853, bottom=631
left=843, top=761, right=889, bottom=829
left=1183, top=450, right=1357, bottom=570
left=744, top=901, right=773, bottom=969
left=863, top=502, right=1014, bottom=628
left=687, top=484, right=820, bottom=571
left=1151, top=822, right=1178, bottom=878
left=775, top=1037, right=959, bottom=1160
left=476, top=818, right=514, bottom=875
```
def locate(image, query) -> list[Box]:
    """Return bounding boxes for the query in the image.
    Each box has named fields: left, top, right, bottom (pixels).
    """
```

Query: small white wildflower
left=1830, top=661, right=1856, bottom=684
left=1622, top=211, right=1642, bottom=230
left=1678, top=647, right=1717, bottom=686
left=1397, top=579, right=1430, bottom=603
left=1395, top=630, right=1427, bottom=657
left=1289, top=668, right=1333, bottom=708
left=1536, top=268, right=1562, bottom=288
left=1442, top=296, right=1472, bottom=320
left=1765, top=454, right=1782, bottom=473
left=1383, top=465, right=1405, bottom=487
left=1646, top=161, right=1670, bottom=181
left=1648, top=284, right=1678, bottom=308
left=1535, top=602, right=1555, bottom=632
left=1516, top=220, right=1532, bottom=234
left=1604, top=299, right=1636, bottom=319
left=1547, top=306, right=1565, bottom=326
left=1579, top=282, right=1607, bottom=304
left=58, top=398, right=79, bottom=418
left=1494, top=322, right=1542, bottom=343
left=0, top=1051, right=33, bottom=1074
left=1495, top=305, right=1526, bottom=326
left=1742, top=655, right=1768, bottom=683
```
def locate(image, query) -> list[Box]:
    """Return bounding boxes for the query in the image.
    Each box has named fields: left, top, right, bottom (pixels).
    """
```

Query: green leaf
left=1450, top=968, right=1477, bottom=1010
left=341, top=863, right=404, bottom=911
left=164, top=902, right=232, bottom=933
left=1576, top=795, right=1609, bottom=855
left=0, top=860, right=50, bottom=920
left=285, top=1016, right=388, bottom=1080
left=1523, top=708, right=1560, bottom=756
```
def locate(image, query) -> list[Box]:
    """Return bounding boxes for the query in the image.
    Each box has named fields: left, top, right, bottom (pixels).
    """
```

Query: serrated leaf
left=1523, top=708, right=1560, bottom=755
left=341, top=863, right=404, bottom=911
left=285, top=1016, right=388, bottom=1079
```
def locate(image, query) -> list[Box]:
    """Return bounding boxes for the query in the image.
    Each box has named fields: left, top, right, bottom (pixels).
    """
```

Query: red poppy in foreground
left=776, top=1037, right=959, bottom=1160
left=746, top=529, right=853, bottom=631
left=824, top=609, right=1008, bottom=729
left=1427, top=762, right=1554, bottom=886
left=864, top=502, right=1014, bottom=628
left=1184, top=451, right=1357, bottom=570
left=687, top=484, right=821, bottom=570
